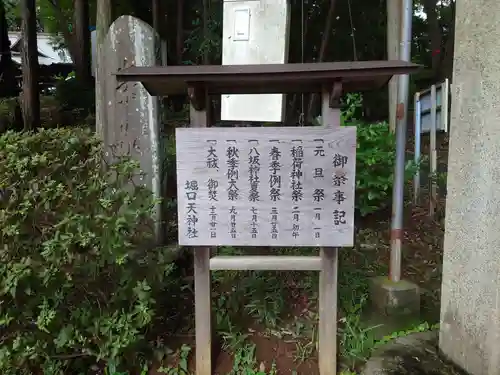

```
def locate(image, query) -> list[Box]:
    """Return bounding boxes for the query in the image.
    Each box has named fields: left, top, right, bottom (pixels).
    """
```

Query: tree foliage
left=4, top=0, right=455, bottom=83
left=2, top=0, right=456, bottom=123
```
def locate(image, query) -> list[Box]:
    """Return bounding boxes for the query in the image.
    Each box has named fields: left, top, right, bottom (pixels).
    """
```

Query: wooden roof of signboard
left=115, top=60, right=420, bottom=96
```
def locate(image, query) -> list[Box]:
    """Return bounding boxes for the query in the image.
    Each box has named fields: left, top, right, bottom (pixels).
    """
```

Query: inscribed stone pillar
left=102, top=15, right=163, bottom=241
left=439, top=2, right=500, bottom=374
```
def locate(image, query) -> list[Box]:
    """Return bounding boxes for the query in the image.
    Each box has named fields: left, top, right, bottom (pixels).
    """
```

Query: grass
left=101, top=231, right=438, bottom=375
left=157, top=345, right=191, bottom=375
left=98, top=194, right=446, bottom=375
left=208, top=239, right=436, bottom=373
left=103, top=321, right=437, bottom=375
left=229, top=344, right=277, bottom=375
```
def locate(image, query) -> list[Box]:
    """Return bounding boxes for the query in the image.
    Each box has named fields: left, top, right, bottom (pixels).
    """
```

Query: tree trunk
left=441, top=0, right=455, bottom=81
left=306, top=0, right=337, bottom=122
left=152, top=0, right=166, bottom=65
left=176, top=0, right=184, bottom=64
left=47, top=0, right=79, bottom=64
left=423, top=0, right=442, bottom=78
left=95, top=0, right=112, bottom=137
left=203, top=0, right=214, bottom=123
left=21, top=0, right=40, bottom=131
left=202, top=0, right=209, bottom=65
left=0, top=0, right=18, bottom=98
left=74, top=0, right=91, bottom=82
left=152, top=0, right=160, bottom=37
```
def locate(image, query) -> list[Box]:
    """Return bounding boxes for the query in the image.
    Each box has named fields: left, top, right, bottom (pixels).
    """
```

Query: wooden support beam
left=318, top=246, right=338, bottom=375
left=329, top=81, right=343, bottom=109
left=190, top=85, right=212, bottom=375
left=321, top=82, right=342, bottom=127
left=210, top=256, right=322, bottom=271
left=318, top=84, right=340, bottom=375
left=188, top=85, right=207, bottom=112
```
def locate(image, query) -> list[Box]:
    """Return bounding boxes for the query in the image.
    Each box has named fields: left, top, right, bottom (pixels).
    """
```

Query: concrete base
left=369, top=276, right=420, bottom=316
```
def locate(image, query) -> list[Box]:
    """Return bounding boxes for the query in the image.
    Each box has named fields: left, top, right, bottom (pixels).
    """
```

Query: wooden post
left=318, top=83, right=341, bottom=375
left=413, top=91, right=421, bottom=204
left=189, top=86, right=212, bottom=375
left=429, top=84, right=437, bottom=216
left=20, top=0, right=40, bottom=131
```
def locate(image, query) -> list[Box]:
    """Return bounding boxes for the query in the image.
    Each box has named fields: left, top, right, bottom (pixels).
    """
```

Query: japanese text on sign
left=176, top=127, right=356, bottom=247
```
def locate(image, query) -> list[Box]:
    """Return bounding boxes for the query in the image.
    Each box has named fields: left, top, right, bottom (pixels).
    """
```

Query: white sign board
left=176, top=127, right=356, bottom=247
left=221, top=0, right=290, bottom=122
left=417, top=79, right=449, bottom=133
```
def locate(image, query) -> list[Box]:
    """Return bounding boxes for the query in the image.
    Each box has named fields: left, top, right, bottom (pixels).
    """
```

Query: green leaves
left=0, top=128, right=173, bottom=374
left=341, top=95, right=418, bottom=216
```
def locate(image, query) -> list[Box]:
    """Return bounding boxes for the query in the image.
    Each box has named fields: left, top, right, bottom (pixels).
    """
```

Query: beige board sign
left=176, top=127, right=356, bottom=247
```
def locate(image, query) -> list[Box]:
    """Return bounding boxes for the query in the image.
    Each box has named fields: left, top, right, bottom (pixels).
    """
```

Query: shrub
left=160, top=134, right=178, bottom=240
left=341, top=94, right=417, bottom=216
left=0, top=128, right=174, bottom=374
left=54, top=72, right=95, bottom=121
left=344, top=120, right=411, bottom=216
left=161, top=133, right=176, bottom=195
left=0, top=98, right=22, bottom=133
left=0, top=96, right=83, bottom=133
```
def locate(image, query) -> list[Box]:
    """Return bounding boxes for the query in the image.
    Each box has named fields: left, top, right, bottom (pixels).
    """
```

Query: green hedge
left=0, top=128, right=173, bottom=374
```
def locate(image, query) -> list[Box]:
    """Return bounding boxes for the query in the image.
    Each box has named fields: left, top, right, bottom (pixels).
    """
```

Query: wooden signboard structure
left=116, top=61, right=419, bottom=375
left=176, top=127, right=356, bottom=248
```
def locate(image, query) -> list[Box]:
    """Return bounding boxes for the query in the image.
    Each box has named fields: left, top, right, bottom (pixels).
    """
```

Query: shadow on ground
left=362, top=331, right=468, bottom=375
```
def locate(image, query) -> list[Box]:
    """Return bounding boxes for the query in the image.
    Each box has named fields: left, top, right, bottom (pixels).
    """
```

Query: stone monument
left=439, top=1, right=500, bottom=374
left=102, top=15, right=163, bottom=241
